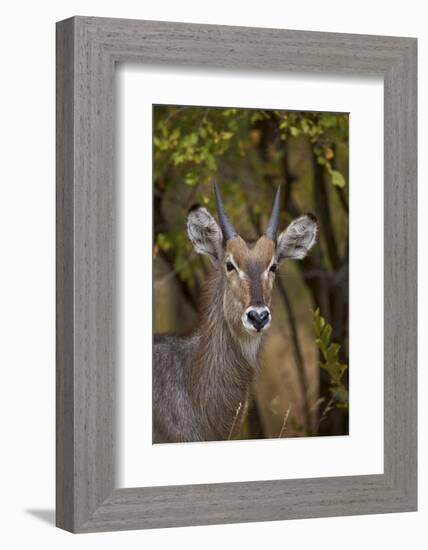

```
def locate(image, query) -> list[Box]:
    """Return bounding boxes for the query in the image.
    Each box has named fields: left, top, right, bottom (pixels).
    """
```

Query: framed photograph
left=150, top=105, right=348, bottom=446
left=56, top=16, right=417, bottom=532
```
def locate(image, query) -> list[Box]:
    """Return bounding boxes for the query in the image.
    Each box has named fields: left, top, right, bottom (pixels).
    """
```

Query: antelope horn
left=214, top=181, right=237, bottom=242
left=265, top=185, right=281, bottom=241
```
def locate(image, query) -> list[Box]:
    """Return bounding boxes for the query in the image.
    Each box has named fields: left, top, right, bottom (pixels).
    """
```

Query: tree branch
left=311, top=151, right=341, bottom=270
left=275, top=277, right=313, bottom=435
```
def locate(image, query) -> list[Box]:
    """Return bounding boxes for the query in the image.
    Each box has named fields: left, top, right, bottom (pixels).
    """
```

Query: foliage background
left=153, top=104, right=349, bottom=438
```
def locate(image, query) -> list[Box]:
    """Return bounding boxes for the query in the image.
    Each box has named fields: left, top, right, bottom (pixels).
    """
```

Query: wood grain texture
left=56, top=16, right=417, bottom=533
left=56, top=18, right=75, bottom=532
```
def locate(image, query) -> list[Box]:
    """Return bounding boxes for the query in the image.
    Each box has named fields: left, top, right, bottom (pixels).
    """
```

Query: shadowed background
left=153, top=104, right=349, bottom=439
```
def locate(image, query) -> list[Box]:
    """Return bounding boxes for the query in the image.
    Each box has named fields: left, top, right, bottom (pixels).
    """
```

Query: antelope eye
left=270, top=263, right=278, bottom=273
left=226, top=261, right=236, bottom=272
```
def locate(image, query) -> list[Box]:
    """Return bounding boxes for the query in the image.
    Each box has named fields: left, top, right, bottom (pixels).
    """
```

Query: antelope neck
left=190, top=268, right=262, bottom=434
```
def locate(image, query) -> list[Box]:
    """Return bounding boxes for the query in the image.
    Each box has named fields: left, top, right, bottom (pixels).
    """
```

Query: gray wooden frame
left=56, top=16, right=417, bottom=533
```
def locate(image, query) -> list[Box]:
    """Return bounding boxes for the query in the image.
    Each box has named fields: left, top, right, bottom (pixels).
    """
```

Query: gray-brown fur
left=153, top=185, right=318, bottom=443
left=153, top=269, right=260, bottom=442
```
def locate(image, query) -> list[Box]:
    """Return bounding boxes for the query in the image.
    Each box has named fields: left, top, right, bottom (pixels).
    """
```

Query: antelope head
left=187, top=183, right=318, bottom=336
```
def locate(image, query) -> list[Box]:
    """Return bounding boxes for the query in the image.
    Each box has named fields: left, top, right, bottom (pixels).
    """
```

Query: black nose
left=247, top=309, right=270, bottom=331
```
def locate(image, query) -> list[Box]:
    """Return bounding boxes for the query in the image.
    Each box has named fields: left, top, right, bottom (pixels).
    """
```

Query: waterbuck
left=153, top=183, right=318, bottom=443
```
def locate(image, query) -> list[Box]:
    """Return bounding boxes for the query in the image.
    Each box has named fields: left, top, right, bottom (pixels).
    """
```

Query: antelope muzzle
left=243, top=306, right=271, bottom=333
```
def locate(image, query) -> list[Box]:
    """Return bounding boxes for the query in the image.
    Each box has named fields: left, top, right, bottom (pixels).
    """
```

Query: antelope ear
left=276, top=213, right=318, bottom=263
left=186, top=204, right=223, bottom=264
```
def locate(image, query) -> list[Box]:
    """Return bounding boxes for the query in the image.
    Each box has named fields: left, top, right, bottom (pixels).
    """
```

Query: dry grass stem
left=278, top=405, right=292, bottom=438
left=228, top=401, right=243, bottom=440
left=318, top=396, right=335, bottom=429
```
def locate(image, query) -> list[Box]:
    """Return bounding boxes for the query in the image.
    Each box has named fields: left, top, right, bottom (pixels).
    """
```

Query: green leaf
left=184, top=172, right=198, bottom=186
left=157, top=233, right=172, bottom=252
left=321, top=324, right=332, bottom=348
left=330, top=169, right=346, bottom=188
left=312, top=309, right=348, bottom=411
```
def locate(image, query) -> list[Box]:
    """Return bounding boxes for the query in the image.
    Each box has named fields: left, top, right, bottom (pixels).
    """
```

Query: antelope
left=153, top=183, right=318, bottom=443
